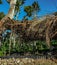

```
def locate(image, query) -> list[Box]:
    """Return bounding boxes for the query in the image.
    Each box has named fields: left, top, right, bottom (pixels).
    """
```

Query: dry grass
left=0, top=58, right=57, bottom=65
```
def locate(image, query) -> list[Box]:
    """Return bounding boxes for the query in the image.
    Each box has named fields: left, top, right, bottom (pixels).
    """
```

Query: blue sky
left=0, top=0, right=57, bottom=20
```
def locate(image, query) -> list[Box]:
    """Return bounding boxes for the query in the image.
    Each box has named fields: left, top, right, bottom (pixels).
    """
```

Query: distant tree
left=53, top=12, right=57, bottom=16
left=24, top=6, right=33, bottom=17
left=0, top=0, right=2, bottom=4
left=32, top=1, right=40, bottom=19
left=24, top=1, right=40, bottom=19
left=32, top=1, right=40, bottom=11
left=0, top=12, right=5, bottom=20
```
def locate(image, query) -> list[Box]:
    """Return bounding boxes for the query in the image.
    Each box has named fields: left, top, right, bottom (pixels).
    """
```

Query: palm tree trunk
left=1, top=0, right=17, bottom=22
left=7, top=0, right=17, bottom=19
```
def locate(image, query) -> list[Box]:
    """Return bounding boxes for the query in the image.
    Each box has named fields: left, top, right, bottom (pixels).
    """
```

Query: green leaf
left=0, top=0, right=2, bottom=4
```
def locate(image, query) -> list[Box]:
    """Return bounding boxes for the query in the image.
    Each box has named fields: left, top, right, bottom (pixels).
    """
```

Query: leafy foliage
left=0, top=0, right=2, bottom=4
left=32, top=1, right=40, bottom=12
left=51, top=40, right=57, bottom=45
left=15, top=0, right=26, bottom=19
left=0, top=12, right=5, bottom=20
left=53, top=12, right=57, bottom=16
left=24, top=1, right=40, bottom=17
left=0, top=35, right=57, bottom=56
left=24, top=6, right=33, bottom=17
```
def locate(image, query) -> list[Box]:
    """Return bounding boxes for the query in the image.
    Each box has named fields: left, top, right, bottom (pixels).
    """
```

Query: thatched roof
left=0, top=15, right=57, bottom=48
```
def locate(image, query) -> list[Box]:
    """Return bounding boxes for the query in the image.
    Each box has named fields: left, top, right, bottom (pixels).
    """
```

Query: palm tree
left=24, top=1, right=40, bottom=18
left=1, top=0, right=17, bottom=22
left=24, top=6, right=33, bottom=17
left=1, top=0, right=26, bottom=21
left=32, top=1, right=40, bottom=12
left=32, top=1, right=40, bottom=19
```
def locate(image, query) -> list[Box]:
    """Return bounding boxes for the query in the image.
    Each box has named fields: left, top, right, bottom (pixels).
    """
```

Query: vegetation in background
left=0, top=34, right=57, bottom=56
left=0, top=12, right=5, bottom=20
left=53, top=12, right=57, bottom=16
left=0, top=0, right=2, bottom=4
left=24, top=1, right=40, bottom=20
